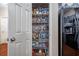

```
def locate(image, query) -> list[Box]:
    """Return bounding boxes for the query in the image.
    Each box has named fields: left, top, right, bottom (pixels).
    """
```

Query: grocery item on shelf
left=39, top=7, right=42, bottom=15
left=32, top=17, right=38, bottom=23
left=40, top=24, right=48, bottom=32
left=37, top=17, right=41, bottom=23
left=32, top=48, right=36, bottom=56
left=39, top=42, right=47, bottom=48
left=36, top=8, right=39, bottom=14
left=39, top=32, right=48, bottom=39
left=34, top=9, right=37, bottom=15
left=32, top=41, right=39, bottom=48
left=32, top=48, right=47, bottom=56
left=32, top=32, right=39, bottom=41
left=32, top=42, right=36, bottom=47
left=35, top=42, right=39, bottom=47
left=32, top=25, right=41, bottom=32
left=32, top=7, right=49, bottom=15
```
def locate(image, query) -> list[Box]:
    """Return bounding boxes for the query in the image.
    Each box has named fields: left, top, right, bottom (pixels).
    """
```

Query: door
left=8, top=3, right=32, bottom=56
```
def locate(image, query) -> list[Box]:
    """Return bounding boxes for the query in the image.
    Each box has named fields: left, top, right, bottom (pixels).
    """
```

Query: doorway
left=59, top=3, right=79, bottom=56
left=32, top=3, right=49, bottom=56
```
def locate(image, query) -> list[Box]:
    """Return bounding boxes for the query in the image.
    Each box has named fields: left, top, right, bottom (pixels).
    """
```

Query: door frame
left=49, top=3, right=58, bottom=56
left=58, top=5, right=63, bottom=56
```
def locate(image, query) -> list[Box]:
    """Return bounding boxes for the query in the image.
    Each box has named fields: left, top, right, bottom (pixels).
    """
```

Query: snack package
left=32, top=32, right=39, bottom=41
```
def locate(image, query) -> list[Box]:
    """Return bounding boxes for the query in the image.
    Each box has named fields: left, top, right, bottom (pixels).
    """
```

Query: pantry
left=32, top=3, right=49, bottom=56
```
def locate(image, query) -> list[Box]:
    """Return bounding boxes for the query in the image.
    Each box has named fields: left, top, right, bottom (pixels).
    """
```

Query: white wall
left=0, top=4, right=8, bottom=17
left=0, top=4, right=8, bottom=43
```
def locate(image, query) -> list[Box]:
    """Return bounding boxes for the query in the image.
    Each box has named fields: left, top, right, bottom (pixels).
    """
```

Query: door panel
left=21, top=7, right=26, bottom=32
left=15, top=42, right=23, bottom=56
left=16, top=4, right=21, bottom=33
left=26, top=40, right=30, bottom=56
left=8, top=3, right=32, bottom=56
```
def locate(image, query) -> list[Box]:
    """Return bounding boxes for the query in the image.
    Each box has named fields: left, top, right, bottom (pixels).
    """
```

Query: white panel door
left=8, top=3, right=32, bottom=56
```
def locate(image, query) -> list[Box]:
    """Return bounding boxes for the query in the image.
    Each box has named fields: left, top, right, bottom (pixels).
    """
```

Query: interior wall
left=0, top=4, right=8, bottom=17
left=0, top=4, right=8, bottom=43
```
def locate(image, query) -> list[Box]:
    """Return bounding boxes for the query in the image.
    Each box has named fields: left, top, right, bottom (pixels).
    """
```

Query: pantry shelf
left=32, top=23, right=48, bottom=25
left=32, top=14, right=49, bottom=17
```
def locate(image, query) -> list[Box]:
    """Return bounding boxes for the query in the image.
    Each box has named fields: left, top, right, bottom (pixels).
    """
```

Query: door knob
left=10, top=37, right=16, bottom=42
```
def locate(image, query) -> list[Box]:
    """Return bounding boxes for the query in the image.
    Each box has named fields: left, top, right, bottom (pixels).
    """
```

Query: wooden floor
left=0, top=43, right=7, bottom=56
left=1, top=43, right=79, bottom=56
left=63, top=43, right=79, bottom=56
